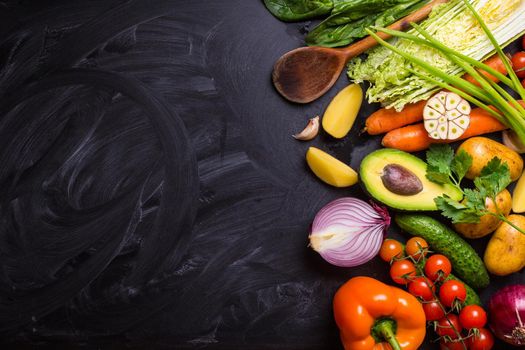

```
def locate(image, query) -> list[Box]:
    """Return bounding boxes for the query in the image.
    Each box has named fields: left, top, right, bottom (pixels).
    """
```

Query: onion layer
left=309, top=197, right=390, bottom=267
left=488, top=284, right=525, bottom=346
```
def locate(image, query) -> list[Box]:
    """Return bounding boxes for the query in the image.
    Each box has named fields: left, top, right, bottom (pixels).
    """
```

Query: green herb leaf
left=426, top=168, right=452, bottom=185
left=435, top=195, right=482, bottom=224
left=427, top=148, right=513, bottom=225
left=425, top=144, right=454, bottom=185
left=427, top=144, right=454, bottom=170
left=474, top=158, right=511, bottom=198
left=450, top=150, right=472, bottom=183
left=463, top=188, right=487, bottom=213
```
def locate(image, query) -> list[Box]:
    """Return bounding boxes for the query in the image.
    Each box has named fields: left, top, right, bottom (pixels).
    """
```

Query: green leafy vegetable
left=473, top=158, right=512, bottom=199
left=264, top=0, right=429, bottom=47
left=263, top=0, right=333, bottom=22
left=434, top=195, right=481, bottom=224
left=306, top=0, right=426, bottom=47
left=425, top=144, right=525, bottom=235
left=366, top=0, right=525, bottom=148
left=425, top=144, right=471, bottom=188
left=348, top=0, right=525, bottom=110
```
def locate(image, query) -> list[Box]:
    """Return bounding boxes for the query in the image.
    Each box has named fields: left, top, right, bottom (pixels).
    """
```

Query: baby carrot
left=365, top=100, right=427, bottom=135
left=381, top=108, right=508, bottom=152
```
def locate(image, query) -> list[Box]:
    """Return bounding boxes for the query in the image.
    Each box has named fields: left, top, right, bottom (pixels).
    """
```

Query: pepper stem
left=372, top=319, right=402, bottom=350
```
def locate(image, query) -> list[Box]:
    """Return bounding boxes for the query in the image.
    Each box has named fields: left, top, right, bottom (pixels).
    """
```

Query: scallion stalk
left=364, top=29, right=494, bottom=105
left=406, top=67, right=504, bottom=123
left=460, top=0, right=525, bottom=100
left=372, top=25, right=515, bottom=90
left=366, top=0, right=525, bottom=147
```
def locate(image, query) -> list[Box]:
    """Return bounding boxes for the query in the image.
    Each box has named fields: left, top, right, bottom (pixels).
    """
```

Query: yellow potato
left=322, top=84, right=363, bottom=139
left=454, top=189, right=512, bottom=239
left=513, top=170, right=525, bottom=213
left=484, top=214, right=525, bottom=276
left=457, top=137, right=523, bottom=181
left=306, top=147, right=358, bottom=187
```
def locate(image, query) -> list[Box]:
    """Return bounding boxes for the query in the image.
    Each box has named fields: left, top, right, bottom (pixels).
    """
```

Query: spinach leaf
left=326, top=0, right=407, bottom=26
left=306, top=0, right=427, bottom=47
left=264, top=0, right=333, bottom=22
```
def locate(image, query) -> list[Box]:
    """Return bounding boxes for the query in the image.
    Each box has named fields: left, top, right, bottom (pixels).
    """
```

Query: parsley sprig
left=426, top=144, right=525, bottom=235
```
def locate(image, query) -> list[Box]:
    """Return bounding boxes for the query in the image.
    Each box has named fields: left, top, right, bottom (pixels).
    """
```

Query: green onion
left=367, top=0, right=525, bottom=146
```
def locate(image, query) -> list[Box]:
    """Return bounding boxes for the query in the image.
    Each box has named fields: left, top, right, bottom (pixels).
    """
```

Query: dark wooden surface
left=0, top=1, right=522, bottom=348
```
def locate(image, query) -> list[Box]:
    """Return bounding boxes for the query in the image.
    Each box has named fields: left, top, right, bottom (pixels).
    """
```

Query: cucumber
left=395, top=214, right=489, bottom=289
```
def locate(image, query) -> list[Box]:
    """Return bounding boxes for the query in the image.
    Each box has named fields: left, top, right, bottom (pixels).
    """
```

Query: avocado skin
left=396, top=213, right=490, bottom=290
left=359, top=148, right=462, bottom=211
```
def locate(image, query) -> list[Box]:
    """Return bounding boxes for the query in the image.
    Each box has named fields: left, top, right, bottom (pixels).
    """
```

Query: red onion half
left=489, top=284, right=525, bottom=346
left=309, top=197, right=390, bottom=267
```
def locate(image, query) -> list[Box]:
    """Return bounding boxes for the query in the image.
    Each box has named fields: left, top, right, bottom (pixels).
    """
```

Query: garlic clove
left=424, top=105, right=440, bottom=120
left=437, top=122, right=448, bottom=139
left=457, top=99, right=471, bottom=115
left=293, top=116, right=320, bottom=141
left=436, top=91, right=447, bottom=103
left=445, top=92, right=461, bottom=110
left=447, top=121, right=464, bottom=140
left=453, top=115, right=470, bottom=129
left=430, top=131, right=440, bottom=139
left=427, top=96, right=445, bottom=114
left=424, top=119, right=438, bottom=133
left=446, top=108, right=461, bottom=120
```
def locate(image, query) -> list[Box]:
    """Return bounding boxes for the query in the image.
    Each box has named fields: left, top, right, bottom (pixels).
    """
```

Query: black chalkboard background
left=0, top=0, right=523, bottom=349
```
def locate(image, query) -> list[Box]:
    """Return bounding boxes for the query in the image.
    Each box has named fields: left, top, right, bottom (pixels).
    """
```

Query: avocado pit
left=381, top=164, right=423, bottom=196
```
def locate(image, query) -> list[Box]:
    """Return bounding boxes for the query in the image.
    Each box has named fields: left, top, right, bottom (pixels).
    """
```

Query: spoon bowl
left=272, top=0, right=449, bottom=104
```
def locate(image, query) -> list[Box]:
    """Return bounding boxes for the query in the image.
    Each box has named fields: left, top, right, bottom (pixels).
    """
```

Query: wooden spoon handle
left=340, top=0, right=450, bottom=60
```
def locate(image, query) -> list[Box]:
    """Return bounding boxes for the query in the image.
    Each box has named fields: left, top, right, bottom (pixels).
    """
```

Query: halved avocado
left=360, top=148, right=462, bottom=211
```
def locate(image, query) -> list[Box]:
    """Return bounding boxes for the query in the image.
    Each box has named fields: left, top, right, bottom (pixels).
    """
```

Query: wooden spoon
left=272, top=0, right=449, bottom=104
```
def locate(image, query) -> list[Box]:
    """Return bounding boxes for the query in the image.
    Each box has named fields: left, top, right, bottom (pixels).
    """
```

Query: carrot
left=463, top=53, right=511, bottom=87
left=365, top=100, right=427, bottom=135
left=366, top=55, right=511, bottom=136
left=381, top=108, right=508, bottom=152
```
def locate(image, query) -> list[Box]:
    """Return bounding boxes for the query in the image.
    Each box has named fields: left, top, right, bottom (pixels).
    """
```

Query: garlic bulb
left=423, top=92, right=471, bottom=140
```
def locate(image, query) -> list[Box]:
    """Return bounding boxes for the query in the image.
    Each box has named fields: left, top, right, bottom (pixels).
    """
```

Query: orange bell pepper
left=333, top=276, right=426, bottom=350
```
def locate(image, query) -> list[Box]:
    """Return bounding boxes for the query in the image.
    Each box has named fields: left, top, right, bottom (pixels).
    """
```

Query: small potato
left=454, top=189, right=512, bottom=239
left=513, top=170, right=525, bottom=213
left=457, top=137, right=524, bottom=181
left=484, top=214, right=525, bottom=276
left=306, top=147, right=358, bottom=187
left=322, top=84, right=363, bottom=139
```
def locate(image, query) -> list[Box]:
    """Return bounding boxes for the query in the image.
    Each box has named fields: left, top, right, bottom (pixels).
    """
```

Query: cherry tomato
left=424, top=254, right=452, bottom=281
left=405, top=237, right=428, bottom=260
left=522, top=79, right=525, bottom=89
left=408, top=277, right=435, bottom=301
left=423, top=300, right=445, bottom=321
left=512, top=52, right=525, bottom=79
left=389, top=260, right=416, bottom=285
left=436, top=314, right=462, bottom=338
left=379, top=239, right=404, bottom=262
left=439, top=280, right=467, bottom=308
left=459, top=304, right=487, bottom=329
left=467, top=328, right=494, bottom=350
left=439, top=339, right=466, bottom=350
